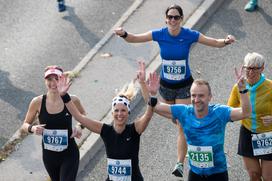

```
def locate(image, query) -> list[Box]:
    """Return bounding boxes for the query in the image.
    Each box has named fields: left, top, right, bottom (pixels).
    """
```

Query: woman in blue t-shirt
left=114, top=4, right=235, bottom=178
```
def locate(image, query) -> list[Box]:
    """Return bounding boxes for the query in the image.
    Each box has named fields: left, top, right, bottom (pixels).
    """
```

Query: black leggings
left=42, top=143, right=79, bottom=181
left=188, top=170, right=228, bottom=181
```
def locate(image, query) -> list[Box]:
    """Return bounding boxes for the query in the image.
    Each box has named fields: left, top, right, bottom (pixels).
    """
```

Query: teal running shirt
left=171, top=104, right=232, bottom=175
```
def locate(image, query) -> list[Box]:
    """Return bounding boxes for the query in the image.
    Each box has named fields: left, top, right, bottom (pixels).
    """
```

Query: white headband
left=112, top=96, right=131, bottom=113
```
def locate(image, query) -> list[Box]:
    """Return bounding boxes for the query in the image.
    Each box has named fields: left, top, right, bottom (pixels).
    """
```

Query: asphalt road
left=77, top=0, right=272, bottom=180
left=0, top=0, right=134, bottom=147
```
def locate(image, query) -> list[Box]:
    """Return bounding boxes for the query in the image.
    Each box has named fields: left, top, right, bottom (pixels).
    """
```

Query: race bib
left=43, top=129, right=68, bottom=152
left=252, top=131, right=272, bottom=156
left=162, top=59, right=186, bottom=81
left=107, top=158, right=131, bottom=181
left=188, top=145, right=214, bottom=168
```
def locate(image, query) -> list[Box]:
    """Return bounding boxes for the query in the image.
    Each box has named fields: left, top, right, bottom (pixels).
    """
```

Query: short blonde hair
left=244, top=52, right=265, bottom=67
left=111, top=81, right=136, bottom=113
left=117, top=81, right=136, bottom=101
left=192, top=79, right=212, bottom=96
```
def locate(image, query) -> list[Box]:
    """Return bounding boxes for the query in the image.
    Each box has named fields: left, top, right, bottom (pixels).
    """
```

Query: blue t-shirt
left=152, top=27, right=200, bottom=84
left=171, top=104, right=232, bottom=175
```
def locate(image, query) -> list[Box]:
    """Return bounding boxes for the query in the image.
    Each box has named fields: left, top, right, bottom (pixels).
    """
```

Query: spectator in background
left=245, top=0, right=258, bottom=12
left=57, top=0, right=66, bottom=12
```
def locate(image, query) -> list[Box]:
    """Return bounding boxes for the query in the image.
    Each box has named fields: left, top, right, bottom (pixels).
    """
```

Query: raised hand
left=261, top=115, right=272, bottom=127
left=57, top=75, right=72, bottom=96
left=70, top=127, right=82, bottom=139
left=146, top=72, right=160, bottom=96
left=137, top=60, right=146, bottom=84
left=235, top=66, right=246, bottom=90
left=114, top=27, right=126, bottom=37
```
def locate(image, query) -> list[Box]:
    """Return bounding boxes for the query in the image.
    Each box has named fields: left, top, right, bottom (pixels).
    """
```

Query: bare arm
left=154, top=101, right=173, bottom=119
left=71, top=95, right=87, bottom=129
left=21, top=96, right=45, bottom=135
left=114, top=27, right=152, bottom=43
left=70, top=96, right=87, bottom=138
left=230, top=93, right=251, bottom=121
left=72, top=96, right=86, bottom=115
left=198, top=33, right=235, bottom=48
left=134, top=104, right=154, bottom=134
left=230, top=67, right=251, bottom=121
left=57, top=75, right=103, bottom=134
left=65, top=99, right=103, bottom=134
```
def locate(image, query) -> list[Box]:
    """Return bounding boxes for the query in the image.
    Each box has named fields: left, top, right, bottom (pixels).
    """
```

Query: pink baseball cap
left=44, top=68, right=63, bottom=79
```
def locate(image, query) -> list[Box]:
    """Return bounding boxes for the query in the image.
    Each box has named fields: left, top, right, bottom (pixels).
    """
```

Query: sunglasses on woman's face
left=166, top=15, right=181, bottom=20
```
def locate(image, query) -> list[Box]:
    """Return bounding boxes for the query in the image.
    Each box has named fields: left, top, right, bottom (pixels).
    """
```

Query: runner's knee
left=247, top=170, right=261, bottom=180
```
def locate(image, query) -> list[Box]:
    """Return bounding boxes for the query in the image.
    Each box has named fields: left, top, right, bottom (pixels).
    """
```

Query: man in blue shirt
left=137, top=62, right=251, bottom=180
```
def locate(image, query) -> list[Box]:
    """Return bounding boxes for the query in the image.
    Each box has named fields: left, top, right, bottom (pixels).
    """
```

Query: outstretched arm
left=198, top=33, right=235, bottom=48
left=114, top=27, right=152, bottom=43
left=57, top=75, right=103, bottom=134
left=230, top=67, right=251, bottom=121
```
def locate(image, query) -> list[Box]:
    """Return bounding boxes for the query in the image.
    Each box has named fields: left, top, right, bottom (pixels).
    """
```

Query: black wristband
left=120, top=31, right=128, bottom=39
left=28, top=124, right=33, bottom=133
left=224, top=39, right=230, bottom=45
left=61, top=93, right=71, bottom=103
left=148, top=96, right=158, bottom=107
left=239, top=89, right=248, bottom=94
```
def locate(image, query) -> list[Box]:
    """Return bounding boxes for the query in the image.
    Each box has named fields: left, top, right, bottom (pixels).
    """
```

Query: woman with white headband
left=21, top=65, right=86, bottom=181
left=57, top=71, right=156, bottom=181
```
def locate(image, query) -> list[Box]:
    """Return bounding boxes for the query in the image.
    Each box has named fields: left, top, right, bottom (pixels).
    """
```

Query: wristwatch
left=148, top=96, right=158, bottom=107
left=239, top=89, right=248, bottom=94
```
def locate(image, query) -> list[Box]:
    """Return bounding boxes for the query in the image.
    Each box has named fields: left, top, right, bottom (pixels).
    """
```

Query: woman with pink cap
left=21, top=65, right=86, bottom=181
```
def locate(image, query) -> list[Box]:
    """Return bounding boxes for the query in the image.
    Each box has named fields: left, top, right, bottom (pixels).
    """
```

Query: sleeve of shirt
left=215, top=105, right=233, bottom=123
left=100, top=123, right=110, bottom=139
left=187, top=28, right=200, bottom=42
left=170, top=104, right=186, bottom=123
left=152, top=28, right=163, bottom=42
left=227, top=84, right=240, bottom=107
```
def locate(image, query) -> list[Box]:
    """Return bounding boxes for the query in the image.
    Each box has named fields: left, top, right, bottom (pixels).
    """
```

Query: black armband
left=61, top=93, right=71, bottom=103
left=120, top=31, right=128, bottom=39
left=28, top=124, right=34, bottom=133
left=239, top=89, right=248, bottom=94
left=148, top=96, right=158, bottom=107
left=224, top=39, right=230, bottom=45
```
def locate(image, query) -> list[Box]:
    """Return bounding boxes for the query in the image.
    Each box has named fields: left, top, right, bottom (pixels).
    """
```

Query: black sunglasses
left=167, top=15, right=182, bottom=20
